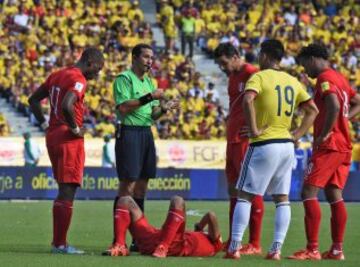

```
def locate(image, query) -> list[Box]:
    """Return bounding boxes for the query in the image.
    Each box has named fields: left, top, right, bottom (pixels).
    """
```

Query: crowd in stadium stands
left=0, top=112, right=11, bottom=136
left=0, top=0, right=360, bottom=143
left=0, top=0, right=227, bottom=139
left=156, top=0, right=360, bottom=142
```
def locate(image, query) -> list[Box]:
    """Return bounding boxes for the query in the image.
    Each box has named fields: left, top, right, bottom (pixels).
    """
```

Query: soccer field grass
left=0, top=201, right=359, bottom=267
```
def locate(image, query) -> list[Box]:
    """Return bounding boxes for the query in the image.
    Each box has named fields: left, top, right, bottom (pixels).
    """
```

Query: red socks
left=113, top=205, right=131, bottom=246
left=229, top=197, right=237, bottom=239
left=249, top=195, right=264, bottom=247
left=159, top=209, right=185, bottom=247
left=330, top=200, right=347, bottom=251
left=52, top=200, right=73, bottom=247
left=303, top=198, right=321, bottom=251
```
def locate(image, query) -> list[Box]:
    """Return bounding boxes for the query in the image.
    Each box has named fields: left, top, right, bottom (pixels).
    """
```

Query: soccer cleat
left=102, top=244, right=129, bottom=257
left=51, top=245, right=84, bottom=255
left=223, top=250, right=241, bottom=260
left=239, top=243, right=262, bottom=255
left=265, top=250, right=281, bottom=260
left=321, top=250, right=345, bottom=260
left=152, top=244, right=168, bottom=258
left=287, top=249, right=321, bottom=260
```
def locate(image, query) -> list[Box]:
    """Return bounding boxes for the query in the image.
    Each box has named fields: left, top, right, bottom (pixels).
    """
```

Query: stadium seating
left=156, top=0, right=360, bottom=143
left=0, top=0, right=359, bottom=143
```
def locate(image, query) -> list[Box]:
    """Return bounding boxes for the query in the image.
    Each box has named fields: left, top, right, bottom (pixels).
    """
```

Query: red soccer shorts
left=225, top=140, right=249, bottom=185
left=47, top=139, right=85, bottom=185
left=304, top=149, right=351, bottom=189
left=182, top=232, right=222, bottom=257
left=130, top=216, right=162, bottom=255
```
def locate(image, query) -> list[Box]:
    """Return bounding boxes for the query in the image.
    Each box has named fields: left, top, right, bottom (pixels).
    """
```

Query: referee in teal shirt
left=110, top=43, right=178, bottom=251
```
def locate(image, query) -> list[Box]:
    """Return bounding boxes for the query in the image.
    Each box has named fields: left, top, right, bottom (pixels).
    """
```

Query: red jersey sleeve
left=316, top=74, right=337, bottom=98
left=67, top=74, right=87, bottom=99
left=244, top=64, right=258, bottom=77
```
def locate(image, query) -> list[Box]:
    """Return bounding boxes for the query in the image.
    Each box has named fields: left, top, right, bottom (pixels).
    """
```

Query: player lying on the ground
left=103, top=195, right=223, bottom=257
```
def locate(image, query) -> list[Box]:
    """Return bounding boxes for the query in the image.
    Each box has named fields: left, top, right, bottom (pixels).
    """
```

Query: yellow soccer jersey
left=245, top=69, right=311, bottom=143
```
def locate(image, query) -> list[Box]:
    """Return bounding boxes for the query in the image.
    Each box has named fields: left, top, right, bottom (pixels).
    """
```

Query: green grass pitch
left=0, top=200, right=359, bottom=267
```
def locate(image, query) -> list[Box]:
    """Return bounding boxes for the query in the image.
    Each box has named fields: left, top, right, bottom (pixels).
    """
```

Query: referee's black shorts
left=115, top=125, right=156, bottom=180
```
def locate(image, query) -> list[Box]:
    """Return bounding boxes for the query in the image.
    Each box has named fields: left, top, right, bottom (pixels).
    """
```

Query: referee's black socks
left=134, top=198, right=145, bottom=212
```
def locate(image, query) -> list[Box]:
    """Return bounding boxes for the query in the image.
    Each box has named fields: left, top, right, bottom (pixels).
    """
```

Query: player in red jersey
left=289, top=44, right=360, bottom=260
left=28, top=47, right=104, bottom=254
left=213, top=43, right=264, bottom=255
left=103, top=195, right=223, bottom=258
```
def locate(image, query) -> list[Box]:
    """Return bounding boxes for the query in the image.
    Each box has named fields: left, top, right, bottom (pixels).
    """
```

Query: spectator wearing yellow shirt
left=0, top=113, right=10, bottom=136
left=128, top=1, right=144, bottom=21
left=187, top=91, right=205, bottom=113
left=95, top=117, right=116, bottom=138
left=180, top=10, right=196, bottom=58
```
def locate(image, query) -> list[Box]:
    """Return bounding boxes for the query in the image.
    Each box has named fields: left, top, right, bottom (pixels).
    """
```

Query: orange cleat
left=152, top=244, right=168, bottom=258
left=265, top=251, right=281, bottom=260
left=102, top=244, right=129, bottom=257
left=223, top=250, right=241, bottom=260
left=321, top=250, right=345, bottom=260
left=239, top=243, right=262, bottom=255
left=287, top=249, right=321, bottom=260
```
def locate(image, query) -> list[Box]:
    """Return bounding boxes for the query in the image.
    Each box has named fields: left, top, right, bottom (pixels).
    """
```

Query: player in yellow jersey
left=224, top=39, right=319, bottom=260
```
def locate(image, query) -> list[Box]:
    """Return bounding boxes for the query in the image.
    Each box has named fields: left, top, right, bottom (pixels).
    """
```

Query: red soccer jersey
left=314, top=68, right=356, bottom=152
left=227, top=63, right=258, bottom=143
left=43, top=66, right=87, bottom=145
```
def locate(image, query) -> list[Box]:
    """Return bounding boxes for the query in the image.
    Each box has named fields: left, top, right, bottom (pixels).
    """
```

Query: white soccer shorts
left=236, top=142, right=295, bottom=196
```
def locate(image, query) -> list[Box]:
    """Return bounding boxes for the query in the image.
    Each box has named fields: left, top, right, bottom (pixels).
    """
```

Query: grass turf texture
left=0, top=201, right=359, bottom=267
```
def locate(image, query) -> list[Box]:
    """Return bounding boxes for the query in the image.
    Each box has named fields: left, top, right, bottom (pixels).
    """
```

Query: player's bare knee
left=272, top=194, right=288, bottom=203
left=170, top=195, right=185, bottom=209
left=324, top=186, right=343, bottom=203
left=57, top=183, right=77, bottom=200
left=207, top=211, right=217, bottom=221
left=228, top=185, right=238, bottom=197
left=301, top=184, right=318, bottom=200
left=118, top=195, right=134, bottom=208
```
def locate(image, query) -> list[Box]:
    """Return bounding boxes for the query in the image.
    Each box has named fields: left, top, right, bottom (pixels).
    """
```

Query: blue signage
left=0, top=167, right=359, bottom=201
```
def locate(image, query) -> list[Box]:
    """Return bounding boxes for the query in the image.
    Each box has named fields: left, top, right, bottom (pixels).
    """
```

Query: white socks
left=229, top=199, right=251, bottom=252
left=270, top=201, right=291, bottom=252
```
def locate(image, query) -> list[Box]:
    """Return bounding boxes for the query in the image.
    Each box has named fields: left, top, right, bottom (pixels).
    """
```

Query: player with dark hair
left=289, top=44, right=360, bottom=260
left=28, top=47, right=105, bottom=254
left=111, top=43, right=179, bottom=251
left=213, top=42, right=264, bottom=255
left=225, top=39, right=319, bottom=260
left=103, top=195, right=223, bottom=258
